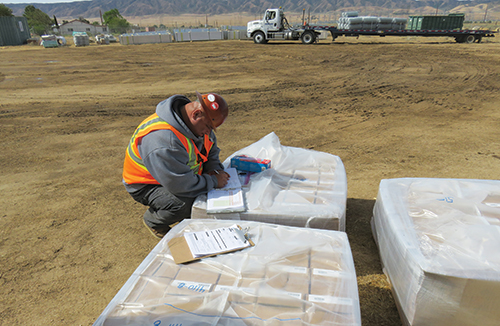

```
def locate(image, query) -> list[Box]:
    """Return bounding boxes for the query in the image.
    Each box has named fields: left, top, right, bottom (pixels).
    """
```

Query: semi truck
left=246, top=8, right=497, bottom=44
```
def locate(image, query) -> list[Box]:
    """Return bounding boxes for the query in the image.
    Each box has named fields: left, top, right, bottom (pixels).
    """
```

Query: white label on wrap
left=214, top=285, right=256, bottom=294
left=286, top=266, right=308, bottom=274
left=312, top=268, right=347, bottom=278
left=273, top=265, right=308, bottom=274
left=308, top=294, right=353, bottom=306
left=286, top=292, right=303, bottom=299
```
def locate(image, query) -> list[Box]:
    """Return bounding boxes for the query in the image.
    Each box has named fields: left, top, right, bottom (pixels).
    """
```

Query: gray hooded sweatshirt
left=123, top=95, right=223, bottom=197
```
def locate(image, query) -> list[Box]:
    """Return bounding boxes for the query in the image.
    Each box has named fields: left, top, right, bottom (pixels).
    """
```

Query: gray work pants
left=129, top=185, right=194, bottom=232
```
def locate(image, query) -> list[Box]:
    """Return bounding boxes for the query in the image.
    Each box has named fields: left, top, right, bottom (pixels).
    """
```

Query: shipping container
left=0, top=16, right=30, bottom=46
left=407, top=14, right=465, bottom=30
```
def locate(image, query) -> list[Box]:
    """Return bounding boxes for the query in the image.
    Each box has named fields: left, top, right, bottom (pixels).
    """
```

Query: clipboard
left=168, top=225, right=254, bottom=264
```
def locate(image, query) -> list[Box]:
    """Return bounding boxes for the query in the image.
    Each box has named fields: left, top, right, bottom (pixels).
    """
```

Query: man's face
left=191, top=107, right=214, bottom=137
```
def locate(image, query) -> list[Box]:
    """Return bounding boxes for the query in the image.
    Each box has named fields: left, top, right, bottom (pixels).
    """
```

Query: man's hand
left=209, top=170, right=230, bottom=188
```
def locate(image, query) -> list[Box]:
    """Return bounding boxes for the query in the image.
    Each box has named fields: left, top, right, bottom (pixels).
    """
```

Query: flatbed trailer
left=309, top=26, right=497, bottom=44
left=247, top=8, right=497, bottom=45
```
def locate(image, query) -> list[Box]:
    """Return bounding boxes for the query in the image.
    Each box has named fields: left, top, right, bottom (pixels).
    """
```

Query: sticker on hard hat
left=207, top=94, right=215, bottom=102
left=211, top=102, right=219, bottom=110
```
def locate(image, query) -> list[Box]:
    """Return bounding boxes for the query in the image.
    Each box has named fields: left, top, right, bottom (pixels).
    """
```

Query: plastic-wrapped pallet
left=73, top=32, right=89, bottom=46
left=192, top=132, right=348, bottom=231
left=372, top=178, right=500, bottom=326
left=93, top=219, right=361, bottom=326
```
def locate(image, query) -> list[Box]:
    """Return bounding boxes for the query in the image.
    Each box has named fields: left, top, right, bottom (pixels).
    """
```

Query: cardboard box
left=310, top=251, right=343, bottom=270
left=282, top=252, right=310, bottom=267
left=310, top=269, right=350, bottom=297
left=214, top=284, right=258, bottom=304
left=104, top=291, right=214, bottom=325
left=142, top=256, right=180, bottom=278
left=305, top=304, right=358, bottom=325
left=175, top=264, right=222, bottom=282
left=265, top=265, right=310, bottom=294
left=226, top=303, right=256, bottom=325
left=253, top=304, right=305, bottom=325
left=285, top=272, right=310, bottom=294
left=216, top=270, right=239, bottom=286
left=124, top=276, right=172, bottom=303
left=256, top=290, right=304, bottom=308
left=165, top=265, right=220, bottom=295
left=265, top=269, right=289, bottom=288
left=238, top=277, right=264, bottom=289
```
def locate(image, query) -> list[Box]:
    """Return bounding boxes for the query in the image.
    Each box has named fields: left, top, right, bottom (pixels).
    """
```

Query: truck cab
left=263, top=9, right=282, bottom=32
left=247, top=8, right=318, bottom=44
left=247, top=8, right=284, bottom=43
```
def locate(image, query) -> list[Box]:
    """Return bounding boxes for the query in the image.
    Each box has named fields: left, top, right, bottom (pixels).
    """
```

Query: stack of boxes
left=94, top=220, right=361, bottom=325
left=73, top=32, right=90, bottom=47
left=192, top=133, right=348, bottom=231
left=94, top=132, right=500, bottom=326
left=372, top=178, right=500, bottom=326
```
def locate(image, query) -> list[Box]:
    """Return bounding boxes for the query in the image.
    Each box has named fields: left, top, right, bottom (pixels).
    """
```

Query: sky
left=5, top=0, right=90, bottom=3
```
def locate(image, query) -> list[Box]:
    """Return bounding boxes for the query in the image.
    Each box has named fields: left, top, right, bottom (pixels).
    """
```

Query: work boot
left=142, top=219, right=169, bottom=239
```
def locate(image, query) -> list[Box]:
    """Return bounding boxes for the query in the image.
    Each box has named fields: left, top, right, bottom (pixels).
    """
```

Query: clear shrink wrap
left=372, top=178, right=500, bottom=326
left=93, top=219, right=361, bottom=326
left=192, top=132, right=347, bottom=231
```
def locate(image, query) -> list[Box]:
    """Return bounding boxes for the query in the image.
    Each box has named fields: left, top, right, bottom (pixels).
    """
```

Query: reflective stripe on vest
left=122, top=113, right=213, bottom=185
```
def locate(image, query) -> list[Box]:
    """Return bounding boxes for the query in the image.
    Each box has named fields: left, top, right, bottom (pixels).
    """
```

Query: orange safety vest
left=123, top=113, right=214, bottom=185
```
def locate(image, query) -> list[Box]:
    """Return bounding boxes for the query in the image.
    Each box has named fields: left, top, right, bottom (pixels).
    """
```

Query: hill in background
left=6, top=0, right=500, bottom=26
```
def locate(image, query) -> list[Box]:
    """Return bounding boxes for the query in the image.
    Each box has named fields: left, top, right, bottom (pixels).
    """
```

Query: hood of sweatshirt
left=155, top=94, right=200, bottom=141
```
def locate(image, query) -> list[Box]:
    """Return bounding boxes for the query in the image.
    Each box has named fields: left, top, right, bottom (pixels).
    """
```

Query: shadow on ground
left=346, top=198, right=403, bottom=326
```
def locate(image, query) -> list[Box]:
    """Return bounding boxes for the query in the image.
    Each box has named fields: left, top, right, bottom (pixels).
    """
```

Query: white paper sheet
left=207, top=168, right=246, bottom=213
left=183, top=224, right=250, bottom=257
left=207, top=188, right=245, bottom=213
left=219, top=167, right=241, bottom=190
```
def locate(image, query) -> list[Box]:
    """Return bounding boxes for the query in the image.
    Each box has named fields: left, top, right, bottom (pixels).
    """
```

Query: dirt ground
left=1, top=35, right=499, bottom=326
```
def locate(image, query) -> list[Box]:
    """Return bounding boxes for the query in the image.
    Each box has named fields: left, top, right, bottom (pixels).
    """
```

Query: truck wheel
left=301, top=31, right=316, bottom=44
left=455, top=36, right=465, bottom=43
left=253, top=32, right=267, bottom=44
left=465, top=34, right=475, bottom=44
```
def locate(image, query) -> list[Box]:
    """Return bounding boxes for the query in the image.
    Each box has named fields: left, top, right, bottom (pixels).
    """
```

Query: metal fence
left=119, top=28, right=250, bottom=45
